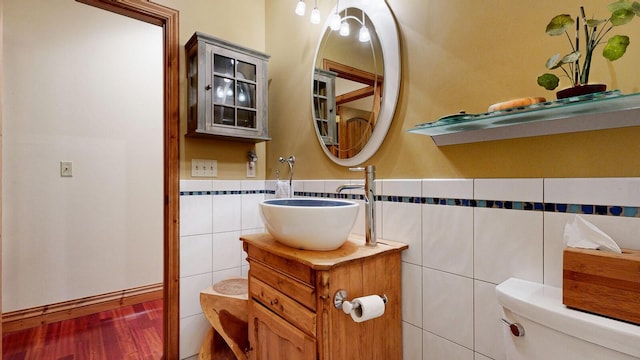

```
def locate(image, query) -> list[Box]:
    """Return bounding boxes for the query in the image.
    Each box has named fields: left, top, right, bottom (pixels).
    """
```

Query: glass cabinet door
left=313, top=70, right=337, bottom=145
left=185, top=32, right=270, bottom=142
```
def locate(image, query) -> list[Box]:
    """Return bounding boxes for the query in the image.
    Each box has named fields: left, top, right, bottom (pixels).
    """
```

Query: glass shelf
left=408, top=91, right=640, bottom=146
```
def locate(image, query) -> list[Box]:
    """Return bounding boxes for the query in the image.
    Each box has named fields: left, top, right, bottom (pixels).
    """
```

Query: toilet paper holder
left=333, top=289, right=387, bottom=312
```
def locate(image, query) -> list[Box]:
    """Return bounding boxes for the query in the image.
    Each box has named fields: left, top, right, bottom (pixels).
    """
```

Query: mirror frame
left=75, top=1, right=180, bottom=358
left=312, top=0, right=400, bottom=166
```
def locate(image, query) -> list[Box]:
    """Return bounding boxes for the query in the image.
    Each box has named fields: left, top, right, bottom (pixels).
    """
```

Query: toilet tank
left=496, top=278, right=640, bottom=360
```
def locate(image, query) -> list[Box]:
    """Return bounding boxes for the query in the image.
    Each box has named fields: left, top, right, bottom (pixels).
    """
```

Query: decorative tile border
left=180, top=190, right=640, bottom=218
left=179, top=190, right=268, bottom=196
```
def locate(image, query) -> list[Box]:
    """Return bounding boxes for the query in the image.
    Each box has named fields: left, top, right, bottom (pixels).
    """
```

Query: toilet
left=496, top=278, right=640, bottom=360
left=199, top=277, right=249, bottom=360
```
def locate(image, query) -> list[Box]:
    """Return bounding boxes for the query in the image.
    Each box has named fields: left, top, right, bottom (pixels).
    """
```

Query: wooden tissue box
left=563, top=247, right=640, bottom=325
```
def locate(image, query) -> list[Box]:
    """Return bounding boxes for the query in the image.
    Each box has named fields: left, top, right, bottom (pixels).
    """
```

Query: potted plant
left=537, top=0, right=639, bottom=98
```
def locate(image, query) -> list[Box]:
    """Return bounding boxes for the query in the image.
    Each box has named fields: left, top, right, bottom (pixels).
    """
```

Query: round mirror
left=311, top=0, right=400, bottom=166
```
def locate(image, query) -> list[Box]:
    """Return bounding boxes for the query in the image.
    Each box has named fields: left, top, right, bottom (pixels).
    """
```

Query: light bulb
left=295, top=0, right=305, bottom=16
left=359, top=25, right=370, bottom=42
left=339, top=21, right=350, bottom=36
left=329, top=13, right=341, bottom=31
left=310, top=7, right=321, bottom=24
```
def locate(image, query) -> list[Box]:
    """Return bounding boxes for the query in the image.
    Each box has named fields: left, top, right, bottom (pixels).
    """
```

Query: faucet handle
left=348, top=167, right=365, bottom=172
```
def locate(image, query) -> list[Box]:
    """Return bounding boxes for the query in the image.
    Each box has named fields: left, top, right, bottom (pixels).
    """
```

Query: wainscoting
left=2, top=283, right=162, bottom=333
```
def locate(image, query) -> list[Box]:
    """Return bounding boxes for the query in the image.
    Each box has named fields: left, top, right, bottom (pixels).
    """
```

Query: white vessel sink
left=259, top=198, right=359, bottom=251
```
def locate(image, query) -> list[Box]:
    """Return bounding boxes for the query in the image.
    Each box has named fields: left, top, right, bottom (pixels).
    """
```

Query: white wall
left=2, top=0, right=163, bottom=311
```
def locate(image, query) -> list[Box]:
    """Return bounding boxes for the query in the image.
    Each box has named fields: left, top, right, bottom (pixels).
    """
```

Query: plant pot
left=556, top=84, right=607, bottom=99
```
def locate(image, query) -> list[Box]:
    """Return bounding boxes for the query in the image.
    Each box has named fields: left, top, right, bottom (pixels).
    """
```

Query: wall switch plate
left=246, top=161, right=256, bottom=178
left=192, top=159, right=217, bottom=177
left=60, top=161, right=73, bottom=177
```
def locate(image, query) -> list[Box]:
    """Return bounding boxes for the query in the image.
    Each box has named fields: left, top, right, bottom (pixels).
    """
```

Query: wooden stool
left=199, top=278, right=249, bottom=360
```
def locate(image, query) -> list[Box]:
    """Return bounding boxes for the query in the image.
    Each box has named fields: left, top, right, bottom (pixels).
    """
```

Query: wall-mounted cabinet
left=186, top=32, right=270, bottom=142
left=313, top=69, right=337, bottom=146
left=409, top=91, right=640, bottom=146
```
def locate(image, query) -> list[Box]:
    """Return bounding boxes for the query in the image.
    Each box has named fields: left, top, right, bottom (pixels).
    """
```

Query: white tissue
left=349, top=295, right=386, bottom=323
left=275, top=180, right=291, bottom=198
left=563, top=215, right=622, bottom=253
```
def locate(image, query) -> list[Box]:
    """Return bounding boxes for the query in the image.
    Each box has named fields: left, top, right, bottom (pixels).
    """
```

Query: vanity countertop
left=240, top=233, right=408, bottom=271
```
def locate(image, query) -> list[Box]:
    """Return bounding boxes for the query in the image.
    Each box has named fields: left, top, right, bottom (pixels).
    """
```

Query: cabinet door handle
left=271, top=298, right=279, bottom=305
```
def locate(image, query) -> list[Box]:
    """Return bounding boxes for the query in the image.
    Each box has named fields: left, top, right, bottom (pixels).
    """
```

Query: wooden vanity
left=241, top=233, right=408, bottom=360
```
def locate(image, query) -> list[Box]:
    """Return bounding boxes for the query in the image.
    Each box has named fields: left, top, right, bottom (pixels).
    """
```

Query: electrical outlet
left=60, top=161, right=73, bottom=177
left=246, top=161, right=256, bottom=178
left=191, top=159, right=217, bottom=177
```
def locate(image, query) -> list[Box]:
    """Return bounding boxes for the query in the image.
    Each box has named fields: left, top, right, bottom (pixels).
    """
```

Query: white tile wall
left=474, top=178, right=543, bottom=202
left=402, top=262, right=422, bottom=328
left=179, top=179, right=265, bottom=359
left=179, top=314, right=210, bottom=359
left=544, top=177, right=640, bottom=207
left=179, top=177, right=640, bottom=360
left=212, top=231, right=243, bottom=271
left=381, top=180, right=422, bottom=265
left=180, top=194, right=213, bottom=236
left=423, top=330, right=474, bottom=360
left=423, top=205, right=473, bottom=277
left=402, top=322, right=423, bottom=360
left=474, top=280, right=506, bottom=360
left=180, top=234, right=213, bottom=277
left=422, top=267, right=474, bottom=349
left=474, top=207, right=543, bottom=285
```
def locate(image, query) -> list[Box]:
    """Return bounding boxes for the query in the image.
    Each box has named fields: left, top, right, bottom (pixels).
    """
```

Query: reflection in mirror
left=314, top=8, right=382, bottom=159
left=311, top=0, right=400, bottom=166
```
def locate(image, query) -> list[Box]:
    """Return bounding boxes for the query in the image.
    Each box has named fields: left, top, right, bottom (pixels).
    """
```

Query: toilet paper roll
left=350, top=295, right=385, bottom=323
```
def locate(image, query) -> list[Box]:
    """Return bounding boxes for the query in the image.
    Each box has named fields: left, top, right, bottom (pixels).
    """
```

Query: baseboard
left=2, top=283, right=163, bottom=333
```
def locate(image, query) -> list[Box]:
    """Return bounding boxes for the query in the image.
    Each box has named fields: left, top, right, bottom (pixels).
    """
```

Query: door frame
left=74, top=1, right=180, bottom=358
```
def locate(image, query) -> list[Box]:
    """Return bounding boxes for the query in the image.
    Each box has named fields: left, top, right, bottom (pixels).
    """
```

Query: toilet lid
left=212, top=278, right=248, bottom=296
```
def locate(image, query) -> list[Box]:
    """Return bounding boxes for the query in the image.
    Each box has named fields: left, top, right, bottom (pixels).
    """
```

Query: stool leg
left=198, top=327, right=215, bottom=360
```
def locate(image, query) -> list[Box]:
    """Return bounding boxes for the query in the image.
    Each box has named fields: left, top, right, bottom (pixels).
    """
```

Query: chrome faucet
left=336, top=165, right=376, bottom=246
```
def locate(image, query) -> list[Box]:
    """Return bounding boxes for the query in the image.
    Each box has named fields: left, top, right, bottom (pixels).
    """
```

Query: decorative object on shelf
left=488, top=97, right=547, bottom=112
left=408, top=90, right=640, bottom=146
left=536, top=1, right=639, bottom=99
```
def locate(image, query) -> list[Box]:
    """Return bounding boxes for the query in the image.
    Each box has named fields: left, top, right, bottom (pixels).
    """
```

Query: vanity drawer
left=249, top=260, right=316, bottom=310
left=246, top=245, right=315, bottom=286
left=250, top=276, right=317, bottom=337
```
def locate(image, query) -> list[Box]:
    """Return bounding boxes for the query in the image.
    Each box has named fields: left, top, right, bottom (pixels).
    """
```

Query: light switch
left=60, top=161, right=73, bottom=177
left=191, top=159, right=217, bottom=177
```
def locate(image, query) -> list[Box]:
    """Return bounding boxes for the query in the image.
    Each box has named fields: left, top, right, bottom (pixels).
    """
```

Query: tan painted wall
left=155, top=0, right=268, bottom=180
left=266, top=0, right=640, bottom=179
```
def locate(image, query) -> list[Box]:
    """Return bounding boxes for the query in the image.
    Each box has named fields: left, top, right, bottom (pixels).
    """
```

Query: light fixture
left=295, top=0, right=306, bottom=16
left=358, top=11, right=370, bottom=42
left=329, top=13, right=341, bottom=30
left=339, top=8, right=350, bottom=36
left=339, top=21, right=350, bottom=36
left=329, top=0, right=341, bottom=30
left=310, top=0, right=321, bottom=24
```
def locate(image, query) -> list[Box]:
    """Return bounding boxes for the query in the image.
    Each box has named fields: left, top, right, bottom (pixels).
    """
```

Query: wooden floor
left=2, top=299, right=163, bottom=360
